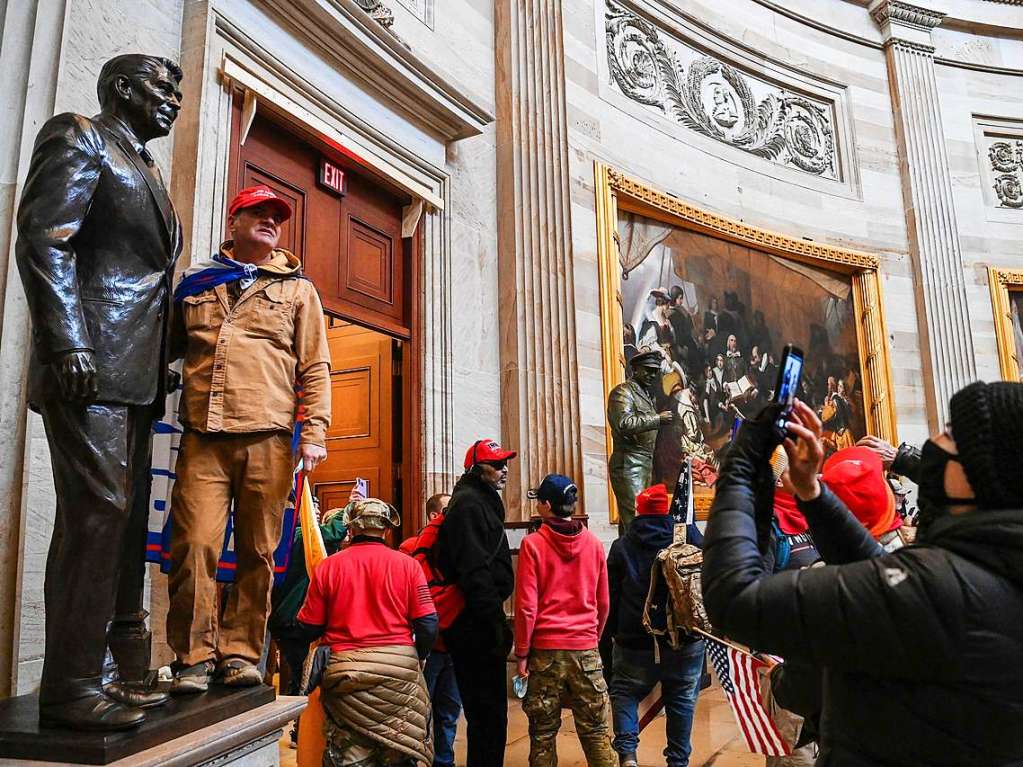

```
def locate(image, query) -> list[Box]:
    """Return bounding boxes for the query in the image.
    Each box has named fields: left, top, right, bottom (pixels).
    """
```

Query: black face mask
left=916, top=439, right=975, bottom=533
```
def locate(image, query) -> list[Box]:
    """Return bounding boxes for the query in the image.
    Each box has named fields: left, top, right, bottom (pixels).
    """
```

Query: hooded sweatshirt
left=173, top=242, right=331, bottom=444
left=514, top=520, right=609, bottom=657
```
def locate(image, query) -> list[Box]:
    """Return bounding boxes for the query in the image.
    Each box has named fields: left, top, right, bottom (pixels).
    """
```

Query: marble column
left=0, top=0, right=68, bottom=697
left=871, top=0, right=977, bottom=427
left=495, top=0, right=583, bottom=518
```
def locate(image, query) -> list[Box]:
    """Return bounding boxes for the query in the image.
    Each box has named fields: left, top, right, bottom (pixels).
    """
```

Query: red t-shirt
left=298, top=540, right=435, bottom=652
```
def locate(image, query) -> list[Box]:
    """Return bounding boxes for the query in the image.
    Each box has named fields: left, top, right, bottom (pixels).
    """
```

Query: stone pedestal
left=0, top=686, right=293, bottom=765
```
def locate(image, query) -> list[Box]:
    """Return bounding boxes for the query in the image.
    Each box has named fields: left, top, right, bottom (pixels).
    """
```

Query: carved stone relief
left=354, top=0, right=395, bottom=28
left=605, top=1, right=839, bottom=179
left=989, top=140, right=1023, bottom=209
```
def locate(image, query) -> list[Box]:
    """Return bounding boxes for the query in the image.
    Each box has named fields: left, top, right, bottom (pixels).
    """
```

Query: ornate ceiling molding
left=870, top=1, right=946, bottom=30
left=605, top=1, right=839, bottom=179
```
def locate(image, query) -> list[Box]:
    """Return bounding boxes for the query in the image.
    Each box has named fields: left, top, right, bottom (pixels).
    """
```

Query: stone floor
left=277, top=684, right=761, bottom=766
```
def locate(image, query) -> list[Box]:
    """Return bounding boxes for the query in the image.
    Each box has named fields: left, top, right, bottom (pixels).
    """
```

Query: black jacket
left=703, top=418, right=1023, bottom=767
left=606, top=514, right=696, bottom=651
left=436, top=472, right=514, bottom=629
left=16, top=112, right=181, bottom=411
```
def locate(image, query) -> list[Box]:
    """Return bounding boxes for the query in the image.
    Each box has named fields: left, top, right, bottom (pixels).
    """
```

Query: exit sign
left=319, top=159, right=347, bottom=196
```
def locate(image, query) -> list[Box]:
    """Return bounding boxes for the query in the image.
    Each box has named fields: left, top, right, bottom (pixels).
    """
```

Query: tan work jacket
left=174, top=246, right=331, bottom=446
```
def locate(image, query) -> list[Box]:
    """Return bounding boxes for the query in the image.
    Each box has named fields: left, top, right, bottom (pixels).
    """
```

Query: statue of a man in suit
left=16, top=54, right=184, bottom=731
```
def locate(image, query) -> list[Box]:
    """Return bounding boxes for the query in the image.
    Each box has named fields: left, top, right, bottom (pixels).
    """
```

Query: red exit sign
left=319, top=159, right=347, bottom=196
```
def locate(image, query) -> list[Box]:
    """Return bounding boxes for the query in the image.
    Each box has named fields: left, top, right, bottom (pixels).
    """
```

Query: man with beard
left=435, top=439, right=518, bottom=767
left=607, top=351, right=673, bottom=529
left=16, top=54, right=183, bottom=729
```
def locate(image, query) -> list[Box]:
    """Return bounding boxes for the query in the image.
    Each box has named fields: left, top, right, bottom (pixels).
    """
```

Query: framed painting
left=594, top=163, right=898, bottom=521
left=989, top=268, right=1023, bottom=382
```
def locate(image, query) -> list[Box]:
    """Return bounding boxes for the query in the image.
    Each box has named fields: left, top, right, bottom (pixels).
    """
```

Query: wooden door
left=228, top=104, right=424, bottom=533
left=308, top=320, right=397, bottom=512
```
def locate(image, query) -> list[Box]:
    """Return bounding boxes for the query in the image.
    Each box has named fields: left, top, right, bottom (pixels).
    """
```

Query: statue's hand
left=55, top=350, right=98, bottom=401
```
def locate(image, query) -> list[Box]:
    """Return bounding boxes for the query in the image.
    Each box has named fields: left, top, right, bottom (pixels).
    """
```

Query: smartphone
left=772, top=344, right=804, bottom=427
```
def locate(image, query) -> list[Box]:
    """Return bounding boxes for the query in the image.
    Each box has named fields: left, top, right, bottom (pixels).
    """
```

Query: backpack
left=641, top=526, right=711, bottom=659
left=410, top=515, right=465, bottom=631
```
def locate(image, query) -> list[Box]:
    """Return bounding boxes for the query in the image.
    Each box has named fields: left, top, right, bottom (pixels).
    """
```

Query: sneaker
left=619, top=753, right=638, bottom=767
left=217, top=658, right=263, bottom=687
left=170, top=660, right=215, bottom=695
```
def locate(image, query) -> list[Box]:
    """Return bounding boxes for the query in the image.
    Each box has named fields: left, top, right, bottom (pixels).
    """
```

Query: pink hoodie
left=514, top=522, right=610, bottom=657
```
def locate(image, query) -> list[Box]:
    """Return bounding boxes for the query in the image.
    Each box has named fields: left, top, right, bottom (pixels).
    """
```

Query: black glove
left=166, top=368, right=181, bottom=393
left=718, top=402, right=788, bottom=554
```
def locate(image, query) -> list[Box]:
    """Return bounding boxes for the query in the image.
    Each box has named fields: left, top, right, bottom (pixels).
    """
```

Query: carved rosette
left=988, top=140, right=1023, bottom=209
left=605, top=2, right=837, bottom=178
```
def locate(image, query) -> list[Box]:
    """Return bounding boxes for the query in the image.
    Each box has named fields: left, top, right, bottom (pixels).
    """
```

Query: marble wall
left=1, top=0, right=1021, bottom=691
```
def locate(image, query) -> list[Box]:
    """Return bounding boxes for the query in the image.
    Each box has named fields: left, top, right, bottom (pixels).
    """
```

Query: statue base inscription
left=0, top=685, right=275, bottom=764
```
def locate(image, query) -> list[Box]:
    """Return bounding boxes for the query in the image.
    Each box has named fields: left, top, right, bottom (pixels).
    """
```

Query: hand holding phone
left=771, top=345, right=804, bottom=430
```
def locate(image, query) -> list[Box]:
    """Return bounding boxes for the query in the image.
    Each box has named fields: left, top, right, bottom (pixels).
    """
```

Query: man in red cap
left=435, top=439, right=517, bottom=767
left=166, top=185, right=331, bottom=692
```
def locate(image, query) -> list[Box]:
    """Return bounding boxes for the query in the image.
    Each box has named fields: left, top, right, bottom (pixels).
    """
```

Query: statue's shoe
left=39, top=692, right=146, bottom=731
left=104, top=681, right=170, bottom=709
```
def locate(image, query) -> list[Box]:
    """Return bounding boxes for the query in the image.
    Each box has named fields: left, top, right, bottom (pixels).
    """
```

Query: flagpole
left=691, top=626, right=756, bottom=658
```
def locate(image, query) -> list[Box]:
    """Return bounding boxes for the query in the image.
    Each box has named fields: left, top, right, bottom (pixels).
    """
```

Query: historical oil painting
left=617, top=210, right=867, bottom=493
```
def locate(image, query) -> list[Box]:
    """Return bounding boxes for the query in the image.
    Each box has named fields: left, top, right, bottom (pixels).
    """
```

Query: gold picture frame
left=594, top=162, right=899, bottom=521
left=988, top=267, right=1023, bottom=382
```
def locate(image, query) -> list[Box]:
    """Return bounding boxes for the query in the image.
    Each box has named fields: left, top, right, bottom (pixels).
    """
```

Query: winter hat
left=949, top=381, right=1023, bottom=509
left=821, top=446, right=898, bottom=538
left=636, top=484, right=670, bottom=516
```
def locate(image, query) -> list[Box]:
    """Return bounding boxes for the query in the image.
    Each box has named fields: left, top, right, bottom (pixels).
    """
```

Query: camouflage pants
left=323, top=718, right=417, bottom=767
left=522, top=649, right=617, bottom=767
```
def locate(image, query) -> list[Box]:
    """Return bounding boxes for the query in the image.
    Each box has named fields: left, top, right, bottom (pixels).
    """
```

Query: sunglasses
left=483, top=460, right=508, bottom=471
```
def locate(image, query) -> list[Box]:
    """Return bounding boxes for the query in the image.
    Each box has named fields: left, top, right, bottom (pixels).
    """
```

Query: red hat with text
left=228, top=185, right=292, bottom=222
left=636, top=484, right=670, bottom=516
left=464, top=439, right=517, bottom=470
left=821, top=446, right=898, bottom=538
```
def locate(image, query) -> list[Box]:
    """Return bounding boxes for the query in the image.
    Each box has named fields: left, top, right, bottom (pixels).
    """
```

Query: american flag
left=706, top=636, right=790, bottom=756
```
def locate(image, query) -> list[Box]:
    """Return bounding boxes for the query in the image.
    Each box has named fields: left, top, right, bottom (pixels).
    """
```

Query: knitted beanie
left=948, top=381, right=1023, bottom=510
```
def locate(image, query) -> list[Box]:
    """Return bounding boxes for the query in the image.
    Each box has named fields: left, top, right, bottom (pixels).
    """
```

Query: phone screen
left=773, top=346, right=804, bottom=416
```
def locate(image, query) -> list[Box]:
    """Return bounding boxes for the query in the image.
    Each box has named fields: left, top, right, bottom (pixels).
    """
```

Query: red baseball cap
left=636, top=484, right=670, bottom=516
left=821, top=446, right=898, bottom=538
left=464, top=439, right=517, bottom=470
left=228, top=185, right=292, bottom=222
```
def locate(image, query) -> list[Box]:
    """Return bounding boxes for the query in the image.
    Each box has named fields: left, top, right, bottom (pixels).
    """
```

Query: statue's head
left=97, top=54, right=183, bottom=142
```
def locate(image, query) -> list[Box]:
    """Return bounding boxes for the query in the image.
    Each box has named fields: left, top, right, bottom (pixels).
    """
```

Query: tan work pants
left=167, top=430, right=293, bottom=666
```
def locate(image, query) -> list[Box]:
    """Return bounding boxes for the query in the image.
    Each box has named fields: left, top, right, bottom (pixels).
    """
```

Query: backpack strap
left=641, top=553, right=668, bottom=665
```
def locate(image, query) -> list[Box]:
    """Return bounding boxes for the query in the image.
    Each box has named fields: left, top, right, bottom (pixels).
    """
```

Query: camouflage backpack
left=641, top=527, right=711, bottom=657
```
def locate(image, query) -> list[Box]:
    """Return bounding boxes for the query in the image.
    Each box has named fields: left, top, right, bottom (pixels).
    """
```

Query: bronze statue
left=607, top=351, right=672, bottom=528
left=15, top=54, right=183, bottom=731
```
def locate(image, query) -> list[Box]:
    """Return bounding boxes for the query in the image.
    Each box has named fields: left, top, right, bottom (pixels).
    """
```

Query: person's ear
left=113, top=74, right=133, bottom=102
left=228, top=214, right=237, bottom=235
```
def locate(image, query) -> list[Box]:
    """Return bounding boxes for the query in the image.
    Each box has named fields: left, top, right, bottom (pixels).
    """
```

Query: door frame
left=226, top=104, right=426, bottom=536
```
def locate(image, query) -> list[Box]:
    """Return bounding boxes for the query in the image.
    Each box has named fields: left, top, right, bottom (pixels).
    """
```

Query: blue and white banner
left=144, top=393, right=298, bottom=586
